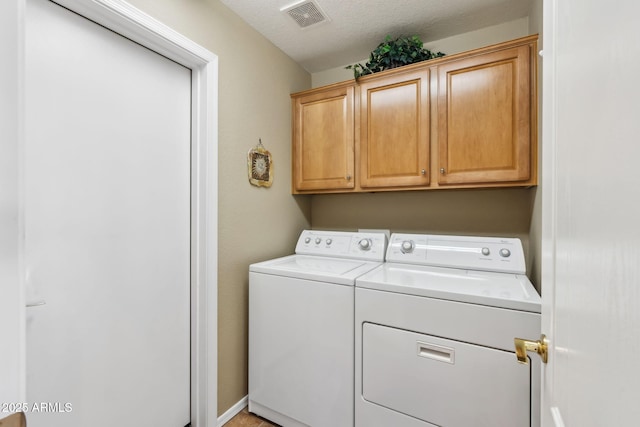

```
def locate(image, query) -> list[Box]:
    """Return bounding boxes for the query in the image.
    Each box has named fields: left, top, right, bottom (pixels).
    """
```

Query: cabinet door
left=292, top=85, right=355, bottom=192
left=359, top=69, right=430, bottom=188
left=437, top=44, right=532, bottom=185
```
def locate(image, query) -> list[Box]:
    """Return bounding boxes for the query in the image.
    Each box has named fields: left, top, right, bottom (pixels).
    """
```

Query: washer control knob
left=482, top=247, right=490, bottom=256
left=358, top=238, right=372, bottom=251
left=326, top=238, right=333, bottom=245
left=304, top=237, right=311, bottom=244
left=500, top=248, right=511, bottom=258
left=401, top=240, right=415, bottom=254
left=315, top=238, right=322, bottom=245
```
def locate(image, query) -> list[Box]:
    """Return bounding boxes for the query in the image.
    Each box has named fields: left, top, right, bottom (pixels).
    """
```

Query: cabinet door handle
left=440, top=168, right=446, bottom=174
left=346, top=174, right=351, bottom=180
left=421, top=169, right=426, bottom=175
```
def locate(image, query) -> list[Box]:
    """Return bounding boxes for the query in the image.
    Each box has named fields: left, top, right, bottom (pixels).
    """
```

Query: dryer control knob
left=500, top=248, right=511, bottom=258
left=315, top=237, right=322, bottom=245
left=482, top=247, right=491, bottom=256
left=326, top=239, right=333, bottom=245
left=304, top=237, right=311, bottom=244
left=358, top=238, right=372, bottom=251
left=401, top=240, right=415, bottom=254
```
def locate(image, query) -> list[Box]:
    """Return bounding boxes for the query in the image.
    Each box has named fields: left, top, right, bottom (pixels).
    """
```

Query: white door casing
left=540, top=0, right=559, bottom=423
left=1, top=0, right=218, bottom=425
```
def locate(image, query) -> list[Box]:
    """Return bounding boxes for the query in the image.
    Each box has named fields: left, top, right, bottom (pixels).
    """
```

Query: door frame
left=1, top=0, right=218, bottom=425
left=541, top=0, right=559, bottom=424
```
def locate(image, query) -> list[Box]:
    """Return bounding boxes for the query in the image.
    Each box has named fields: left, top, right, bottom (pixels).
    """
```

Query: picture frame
left=248, top=139, right=273, bottom=187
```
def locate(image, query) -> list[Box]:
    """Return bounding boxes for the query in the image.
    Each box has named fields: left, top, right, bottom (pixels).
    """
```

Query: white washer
left=249, top=229, right=387, bottom=427
left=355, top=233, right=542, bottom=427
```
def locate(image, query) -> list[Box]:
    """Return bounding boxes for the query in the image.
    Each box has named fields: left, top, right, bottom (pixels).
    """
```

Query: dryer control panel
left=387, top=233, right=526, bottom=274
left=295, top=230, right=387, bottom=262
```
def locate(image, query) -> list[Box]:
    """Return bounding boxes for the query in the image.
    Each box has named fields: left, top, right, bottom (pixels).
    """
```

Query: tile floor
left=223, top=406, right=279, bottom=427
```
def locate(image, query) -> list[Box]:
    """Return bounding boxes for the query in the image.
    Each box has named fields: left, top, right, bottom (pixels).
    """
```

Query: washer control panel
left=295, top=230, right=387, bottom=261
left=386, top=233, right=526, bottom=274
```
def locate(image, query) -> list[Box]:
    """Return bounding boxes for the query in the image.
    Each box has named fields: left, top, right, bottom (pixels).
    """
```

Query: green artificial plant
left=346, top=35, right=445, bottom=79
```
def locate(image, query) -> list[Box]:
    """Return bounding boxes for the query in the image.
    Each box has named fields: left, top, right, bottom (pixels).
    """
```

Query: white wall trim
left=9, top=0, right=218, bottom=425
left=217, top=395, right=248, bottom=427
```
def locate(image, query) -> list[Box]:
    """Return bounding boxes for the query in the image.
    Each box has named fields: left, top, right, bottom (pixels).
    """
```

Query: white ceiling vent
left=281, top=0, right=330, bottom=29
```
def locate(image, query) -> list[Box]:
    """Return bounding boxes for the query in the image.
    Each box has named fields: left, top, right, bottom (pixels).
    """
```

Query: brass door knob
left=514, top=334, right=548, bottom=364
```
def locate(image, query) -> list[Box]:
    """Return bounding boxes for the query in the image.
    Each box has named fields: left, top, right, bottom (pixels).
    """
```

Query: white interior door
left=541, top=0, right=640, bottom=425
left=25, top=0, right=191, bottom=425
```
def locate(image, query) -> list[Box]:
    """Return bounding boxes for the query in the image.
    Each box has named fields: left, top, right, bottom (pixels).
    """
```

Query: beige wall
left=125, top=0, right=312, bottom=416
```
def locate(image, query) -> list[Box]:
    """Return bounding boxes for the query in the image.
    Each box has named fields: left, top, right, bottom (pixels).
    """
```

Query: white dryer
left=249, top=229, right=387, bottom=427
left=355, top=233, right=541, bottom=427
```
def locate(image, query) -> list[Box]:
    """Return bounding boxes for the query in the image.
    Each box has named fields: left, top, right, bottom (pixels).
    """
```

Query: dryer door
left=362, top=323, right=530, bottom=427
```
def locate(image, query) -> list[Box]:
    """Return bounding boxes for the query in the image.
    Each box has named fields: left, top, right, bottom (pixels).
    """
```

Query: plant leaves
left=345, top=34, right=446, bottom=79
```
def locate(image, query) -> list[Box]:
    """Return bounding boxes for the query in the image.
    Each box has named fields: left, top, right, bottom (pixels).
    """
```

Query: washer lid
left=250, top=254, right=383, bottom=286
left=356, top=263, right=541, bottom=312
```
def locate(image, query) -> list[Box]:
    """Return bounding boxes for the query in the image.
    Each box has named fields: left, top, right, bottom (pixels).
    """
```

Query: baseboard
left=217, top=395, right=248, bottom=426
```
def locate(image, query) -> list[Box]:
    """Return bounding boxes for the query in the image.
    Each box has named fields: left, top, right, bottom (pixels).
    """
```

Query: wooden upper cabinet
left=437, top=44, right=534, bottom=185
left=290, top=35, right=537, bottom=194
left=359, top=69, right=430, bottom=189
left=292, top=83, right=355, bottom=192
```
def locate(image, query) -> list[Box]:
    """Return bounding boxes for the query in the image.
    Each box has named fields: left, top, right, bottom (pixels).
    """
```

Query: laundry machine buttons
left=401, top=240, right=415, bottom=254
left=358, top=238, right=372, bottom=251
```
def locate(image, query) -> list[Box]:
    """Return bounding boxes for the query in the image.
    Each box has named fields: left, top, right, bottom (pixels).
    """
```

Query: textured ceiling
left=218, top=0, right=534, bottom=73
